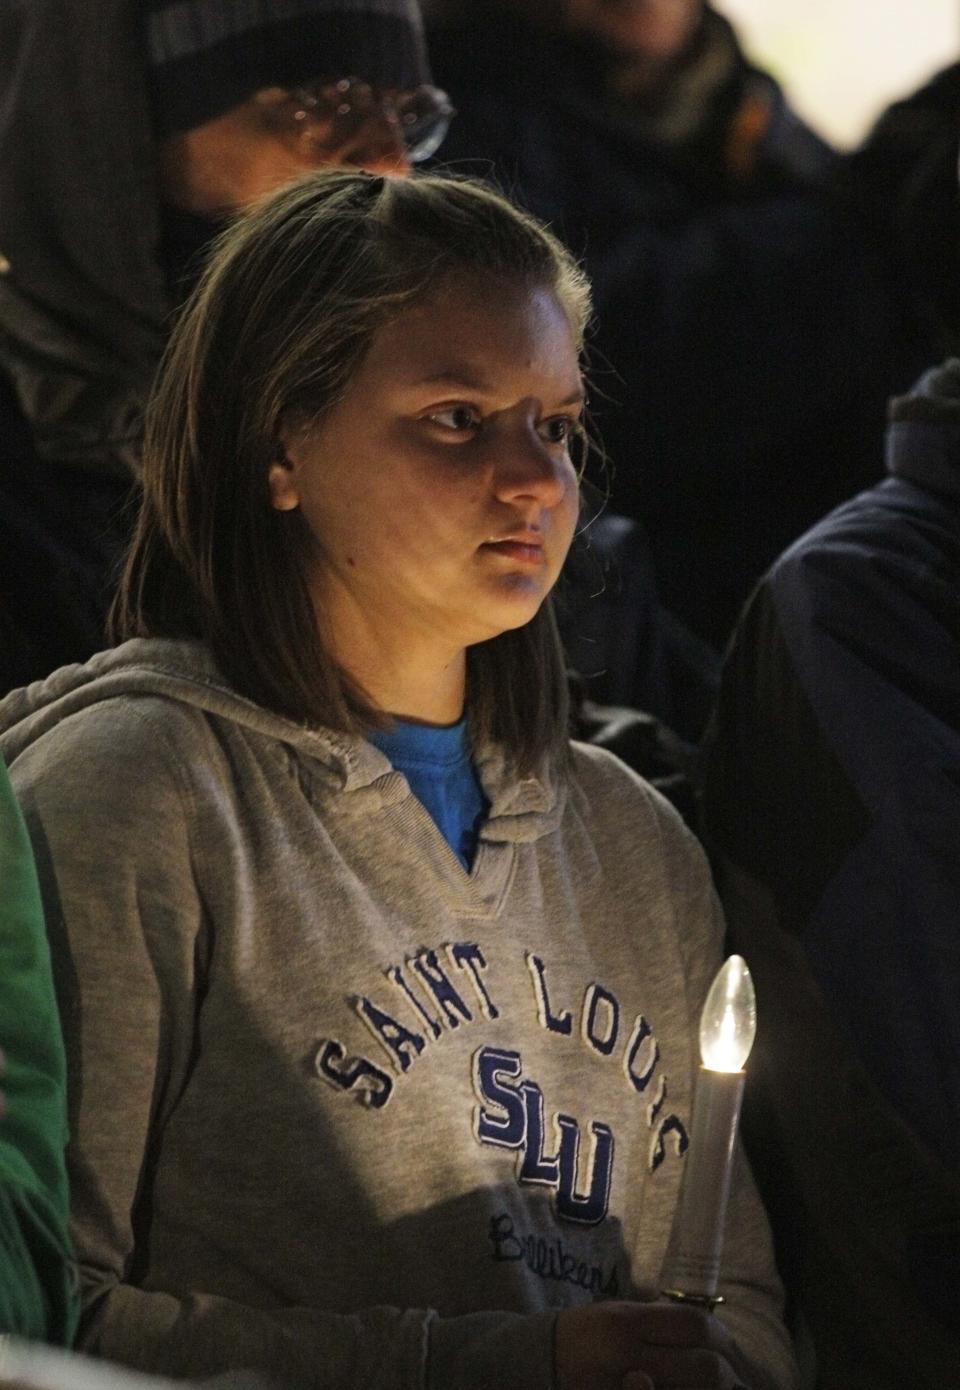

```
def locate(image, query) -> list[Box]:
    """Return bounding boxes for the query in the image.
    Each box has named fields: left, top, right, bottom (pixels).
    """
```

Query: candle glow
left=661, top=953, right=757, bottom=1306
left=699, top=954, right=756, bottom=1072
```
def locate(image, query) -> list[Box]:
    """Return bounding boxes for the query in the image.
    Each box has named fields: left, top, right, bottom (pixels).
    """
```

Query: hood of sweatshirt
left=886, top=357, right=960, bottom=504
left=0, top=639, right=566, bottom=844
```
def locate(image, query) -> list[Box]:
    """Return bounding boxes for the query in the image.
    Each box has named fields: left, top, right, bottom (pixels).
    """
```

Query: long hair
left=110, top=170, right=593, bottom=772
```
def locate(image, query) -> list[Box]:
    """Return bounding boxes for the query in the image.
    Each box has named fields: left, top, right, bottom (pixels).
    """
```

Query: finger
left=629, top=1345, right=745, bottom=1389
left=615, top=1300, right=718, bottom=1348
left=631, top=1303, right=732, bottom=1350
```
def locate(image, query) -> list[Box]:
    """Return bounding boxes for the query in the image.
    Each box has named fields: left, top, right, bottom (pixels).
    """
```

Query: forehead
left=359, top=275, right=582, bottom=394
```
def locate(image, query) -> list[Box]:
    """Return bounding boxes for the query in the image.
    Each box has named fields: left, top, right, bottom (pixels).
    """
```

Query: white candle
left=661, top=954, right=757, bottom=1307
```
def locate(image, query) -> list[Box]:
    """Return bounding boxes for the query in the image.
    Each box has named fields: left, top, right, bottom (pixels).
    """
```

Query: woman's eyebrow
left=410, top=369, right=585, bottom=407
left=410, top=367, right=496, bottom=392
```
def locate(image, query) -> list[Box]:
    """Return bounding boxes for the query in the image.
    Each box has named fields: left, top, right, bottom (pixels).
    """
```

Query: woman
left=0, top=172, right=795, bottom=1388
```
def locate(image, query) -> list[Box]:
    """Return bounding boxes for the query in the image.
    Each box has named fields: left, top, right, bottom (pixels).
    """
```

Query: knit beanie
left=146, top=0, right=432, bottom=136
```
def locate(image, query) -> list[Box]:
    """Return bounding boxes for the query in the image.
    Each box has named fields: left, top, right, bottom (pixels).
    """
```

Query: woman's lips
left=481, top=537, right=545, bottom=564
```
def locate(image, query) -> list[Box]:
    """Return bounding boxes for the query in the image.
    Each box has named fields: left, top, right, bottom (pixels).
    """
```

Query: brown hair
left=111, top=170, right=592, bottom=772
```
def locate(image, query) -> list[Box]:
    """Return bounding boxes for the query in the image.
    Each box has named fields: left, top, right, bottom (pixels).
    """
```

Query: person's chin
left=477, top=579, right=552, bottom=634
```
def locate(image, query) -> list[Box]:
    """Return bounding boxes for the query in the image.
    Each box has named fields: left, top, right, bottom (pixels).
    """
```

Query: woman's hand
left=555, top=1300, right=755, bottom=1390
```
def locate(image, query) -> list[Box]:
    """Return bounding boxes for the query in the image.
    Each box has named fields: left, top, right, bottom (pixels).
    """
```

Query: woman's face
left=269, top=274, right=583, bottom=670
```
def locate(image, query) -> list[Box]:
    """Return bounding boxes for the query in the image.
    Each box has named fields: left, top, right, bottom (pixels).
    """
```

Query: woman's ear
left=268, top=444, right=301, bottom=512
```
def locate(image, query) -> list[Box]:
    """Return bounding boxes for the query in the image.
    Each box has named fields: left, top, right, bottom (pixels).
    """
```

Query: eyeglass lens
left=292, top=80, right=453, bottom=164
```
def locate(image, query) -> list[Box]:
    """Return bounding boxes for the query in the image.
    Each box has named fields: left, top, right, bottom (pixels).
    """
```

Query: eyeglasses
left=288, top=78, right=455, bottom=165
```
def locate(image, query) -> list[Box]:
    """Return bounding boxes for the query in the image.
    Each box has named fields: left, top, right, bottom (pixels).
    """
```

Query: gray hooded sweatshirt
left=0, top=639, right=795, bottom=1389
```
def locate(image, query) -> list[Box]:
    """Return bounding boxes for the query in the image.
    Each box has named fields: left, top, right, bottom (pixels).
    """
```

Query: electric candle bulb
left=662, top=954, right=757, bottom=1307
left=699, top=954, right=756, bottom=1073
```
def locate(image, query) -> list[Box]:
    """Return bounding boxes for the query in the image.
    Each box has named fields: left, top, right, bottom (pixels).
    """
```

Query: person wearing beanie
left=0, top=0, right=448, bottom=695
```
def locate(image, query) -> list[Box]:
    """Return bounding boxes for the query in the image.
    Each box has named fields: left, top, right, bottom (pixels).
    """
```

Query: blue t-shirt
left=370, top=717, right=488, bottom=871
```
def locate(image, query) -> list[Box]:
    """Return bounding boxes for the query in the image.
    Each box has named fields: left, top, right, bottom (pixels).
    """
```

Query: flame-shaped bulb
left=699, top=954, right=756, bottom=1072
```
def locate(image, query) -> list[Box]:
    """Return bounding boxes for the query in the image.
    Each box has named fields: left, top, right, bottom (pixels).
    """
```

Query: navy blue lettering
left=556, top=1115, right=615, bottom=1225
left=414, top=949, right=473, bottom=1028
left=624, top=1015, right=660, bottom=1094
left=486, top=1211, right=620, bottom=1297
left=314, top=1040, right=394, bottom=1109
left=648, top=1075, right=667, bottom=1127
left=489, top=1212, right=523, bottom=1261
left=527, top=953, right=573, bottom=1035
left=583, top=983, right=620, bottom=1057
left=474, top=1047, right=526, bottom=1149
left=450, top=942, right=500, bottom=1019
left=518, top=1081, right=560, bottom=1186
left=387, top=965, right=442, bottom=1040
left=356, top=997, right=425, bottom=1072
left=650, top=1114, right=689, bottom=1172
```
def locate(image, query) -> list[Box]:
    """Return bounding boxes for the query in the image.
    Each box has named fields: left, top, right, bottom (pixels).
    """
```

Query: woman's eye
left=428, top=405, right=480, bottom=433
left=538, top=416, right=576, bottom=445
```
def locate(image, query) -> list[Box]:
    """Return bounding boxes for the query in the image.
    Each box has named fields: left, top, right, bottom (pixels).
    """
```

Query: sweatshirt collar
left=0, top=637, right=565, bottom=844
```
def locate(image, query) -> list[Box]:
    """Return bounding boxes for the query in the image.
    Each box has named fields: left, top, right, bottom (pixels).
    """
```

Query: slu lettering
left=314, top=1040, right=394, bottom=1108
left=474, top=1046, right=614, bottom=1224
left=518, top=1081, right=559, bottom=1186
left=473, top=1047, right=526, bottom=1149
left=488, top=1211, right=620, bottom=1298
left=556, top=1115, right=615, bottom=1226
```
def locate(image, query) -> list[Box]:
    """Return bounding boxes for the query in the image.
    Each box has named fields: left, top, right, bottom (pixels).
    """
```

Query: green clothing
left=0, top=755, right=77, bottom=1342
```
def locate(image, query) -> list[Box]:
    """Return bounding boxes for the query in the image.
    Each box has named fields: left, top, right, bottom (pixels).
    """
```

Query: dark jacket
left=703, top=360, right=960, bottom=1387
left=0, top=1, right=170, bottom=691
left=0, top=0, right=430, bottom=694
left=428, top=5, right=921, bottom=644
left=560, top=505, right=719, bottom=744
left=0, top=0, right=168, bottom=480
left=844, top=62, right=960, bottom=364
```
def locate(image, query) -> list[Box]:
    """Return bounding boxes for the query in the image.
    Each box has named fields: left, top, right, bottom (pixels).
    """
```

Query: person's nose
left=346, top=107, right=412, bottom=175
left=492, top=423, right=572, bottom=511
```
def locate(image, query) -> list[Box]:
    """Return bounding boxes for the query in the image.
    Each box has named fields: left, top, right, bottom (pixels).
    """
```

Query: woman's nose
left=493, top=432, right=572, bottom=509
